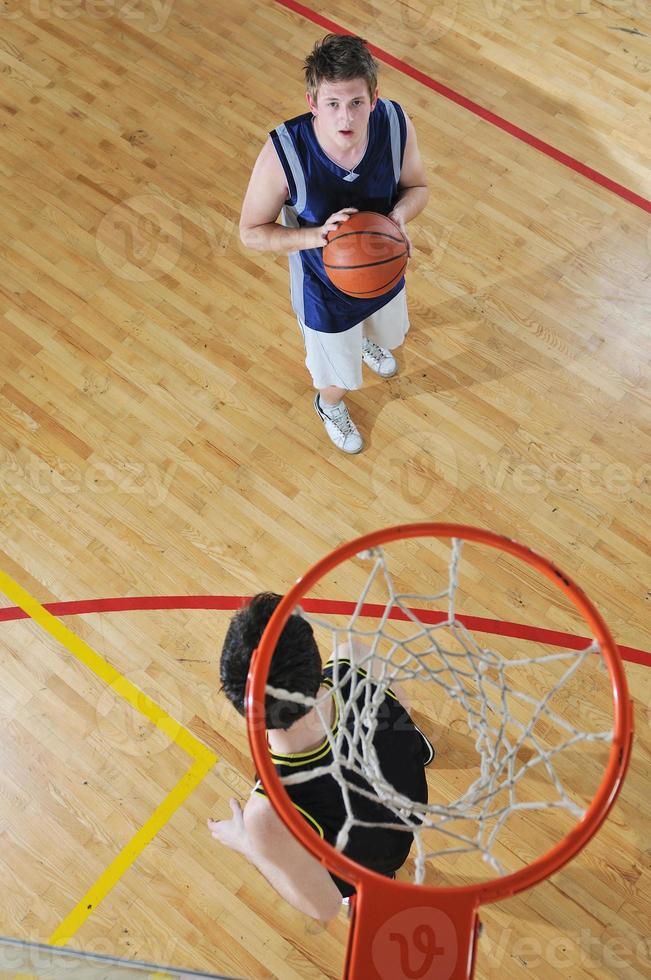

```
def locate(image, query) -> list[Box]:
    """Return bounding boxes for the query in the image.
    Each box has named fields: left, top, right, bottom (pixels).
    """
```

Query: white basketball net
left=265, top=540, right=614, bottom=883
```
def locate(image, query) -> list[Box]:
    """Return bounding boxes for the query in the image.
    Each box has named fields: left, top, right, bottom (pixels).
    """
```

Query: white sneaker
left=362, top=337, right=397, bottom=378
left=314, top=395, right=363, bottom=454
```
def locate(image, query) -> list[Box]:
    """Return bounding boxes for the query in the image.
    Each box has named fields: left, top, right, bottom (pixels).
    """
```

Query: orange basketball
left=323, top=211, right=409, bottom=299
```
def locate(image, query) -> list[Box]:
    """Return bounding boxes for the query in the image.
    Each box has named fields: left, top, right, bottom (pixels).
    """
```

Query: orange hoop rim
left=246, top=523, right=634, bottom=906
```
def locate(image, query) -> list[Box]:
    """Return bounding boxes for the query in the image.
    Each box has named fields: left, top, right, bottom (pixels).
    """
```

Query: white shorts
left=298, top=288, right=410, bottom=391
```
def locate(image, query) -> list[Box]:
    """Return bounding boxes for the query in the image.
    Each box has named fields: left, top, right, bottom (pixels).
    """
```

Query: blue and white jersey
left=269, top=99, right=407, bottom=334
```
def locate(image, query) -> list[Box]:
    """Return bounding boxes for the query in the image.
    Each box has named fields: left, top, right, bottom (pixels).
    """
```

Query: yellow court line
left=0, top=569, right=218, bottom=943
left=0, top=571, right=210, bottom=758
left=48, top=751, right=215, bottom=946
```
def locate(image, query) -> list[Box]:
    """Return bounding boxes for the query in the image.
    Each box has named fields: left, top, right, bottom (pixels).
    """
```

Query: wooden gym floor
left=0, top=1, right=649, bottom=977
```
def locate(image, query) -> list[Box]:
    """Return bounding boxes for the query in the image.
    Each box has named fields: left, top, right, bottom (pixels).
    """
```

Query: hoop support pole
left=344, top=878, right=480, bottom=980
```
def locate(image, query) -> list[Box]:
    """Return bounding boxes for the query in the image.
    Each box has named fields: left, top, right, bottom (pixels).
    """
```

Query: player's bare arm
left=239, top=138, right=358, bottom=253
left=208, top=794, right=341, bottom=921
left=388, top=112, right=429, bottom=257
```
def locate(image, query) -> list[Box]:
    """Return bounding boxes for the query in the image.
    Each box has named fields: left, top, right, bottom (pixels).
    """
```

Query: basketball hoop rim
left=246, top=522, right=634, bottom=907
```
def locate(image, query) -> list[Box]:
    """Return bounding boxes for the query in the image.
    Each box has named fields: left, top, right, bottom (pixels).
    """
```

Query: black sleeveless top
left=253, top=659, right=429, bottom=897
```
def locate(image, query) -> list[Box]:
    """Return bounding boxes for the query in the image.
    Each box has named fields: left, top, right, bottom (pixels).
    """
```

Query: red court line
left=275, top=0, right=651, bottom=214
left=1, top=595, right=648, bottom=668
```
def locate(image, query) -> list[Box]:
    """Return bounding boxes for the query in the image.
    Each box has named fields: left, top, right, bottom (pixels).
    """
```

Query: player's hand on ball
left=207, top=798, right=247, bottom=854
left=318, top=207, right=358, bottom=245
left=387, top=209, right=412, bottom=257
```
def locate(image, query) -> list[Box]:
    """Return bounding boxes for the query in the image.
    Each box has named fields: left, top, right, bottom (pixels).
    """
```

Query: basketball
left=323, top=211, right=409, bottom=299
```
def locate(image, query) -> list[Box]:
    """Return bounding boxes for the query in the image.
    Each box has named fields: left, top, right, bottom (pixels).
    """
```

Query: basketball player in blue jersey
left=208, top=593, right=434, bottom=921
left=239, top=34, right=429, bottom=453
